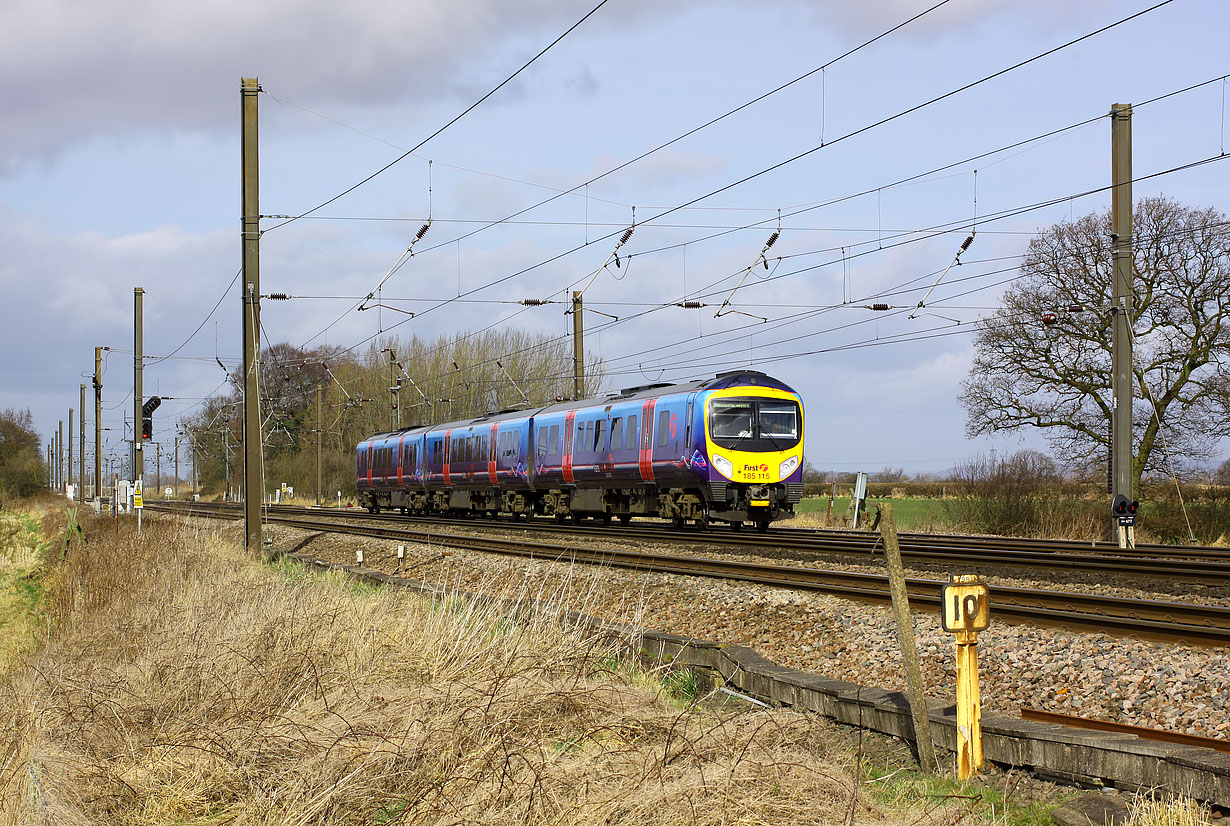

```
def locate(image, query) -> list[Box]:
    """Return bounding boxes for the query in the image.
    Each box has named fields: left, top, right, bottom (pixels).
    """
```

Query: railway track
left=150, top=501, right=1230, bottom=646
left=159, top=500, right=1230, bottom=583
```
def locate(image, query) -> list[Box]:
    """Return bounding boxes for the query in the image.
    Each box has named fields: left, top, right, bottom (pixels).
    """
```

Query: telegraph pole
left=57, top=420, right=63, bottom=490
left=94, top=347, right=102, bottom=501
left=155, top=441, right=162, bottom=492
left=134, top=287, right=145, bottom=492
left=79, top=385, right=86, bottom=498
left=174, top=434, right=180, bottom=498
left=316, top=384, right=323, bottom=507
left=1110, top=104, right=1134, bottom=546
left=241, top=76, right=263, bottom=554
left=572, top=291, right=584, bottom=399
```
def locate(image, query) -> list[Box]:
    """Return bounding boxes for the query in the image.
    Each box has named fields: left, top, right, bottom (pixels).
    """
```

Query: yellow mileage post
left=941, top=574, right=990, bottom=780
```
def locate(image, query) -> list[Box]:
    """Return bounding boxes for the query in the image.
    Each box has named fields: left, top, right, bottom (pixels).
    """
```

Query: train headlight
left=712, top=453, right=733, bottom=479
left=778, top=455, right=799, bottom=478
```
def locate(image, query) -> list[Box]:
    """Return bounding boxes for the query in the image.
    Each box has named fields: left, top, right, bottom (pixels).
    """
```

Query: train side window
left=627, top=417, right=637, bottom=451
left=657, top=410, right=670, bottom=447
left=538, top=429, right=547, bottom=457
left=594, top=419, right=605, bottom=451
left=549, top=425, right=559, bottom=455
left=466, top=437, right=473, bottom=463
left=583, top=421, right=593, bottom=454
left=576, top=424, right=584, bottom=454
left=610, top=417, right=622, bottom=450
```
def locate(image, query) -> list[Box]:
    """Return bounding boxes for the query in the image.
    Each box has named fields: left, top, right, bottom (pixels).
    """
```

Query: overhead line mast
left=241, top=77, right=263, bottom=555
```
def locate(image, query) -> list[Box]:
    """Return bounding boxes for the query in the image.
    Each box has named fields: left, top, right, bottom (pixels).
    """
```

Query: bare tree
left=960, top=197, right=1230, bottom=493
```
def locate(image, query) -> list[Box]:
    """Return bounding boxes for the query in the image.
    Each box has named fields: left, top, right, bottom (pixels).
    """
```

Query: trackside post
left=877, top=503, right=937, bottom=774
left=941, top=574, right=989, bottom=779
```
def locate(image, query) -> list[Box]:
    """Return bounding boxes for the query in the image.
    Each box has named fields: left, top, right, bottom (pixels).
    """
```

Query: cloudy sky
left=4, top=0, right=1228, bottom=478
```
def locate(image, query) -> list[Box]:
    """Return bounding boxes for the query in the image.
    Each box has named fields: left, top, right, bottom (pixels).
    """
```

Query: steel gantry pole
left=79, top=384, right=86, bottom=499
left=67, top=408, right=74, bottom=493
left=241, top=76, right=263, bottom=555
left=134, top=287, right=145, bottom=493
left=572, top=291, right=584, bottom=399
left=94, top=347, right=103, bottom=501
left=316, top=384, right=323, bottom=507
left=1110, top=104, right=1135, bottom=547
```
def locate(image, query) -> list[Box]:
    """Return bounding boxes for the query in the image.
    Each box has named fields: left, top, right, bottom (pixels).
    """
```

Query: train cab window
left=657, top=410, right=670, bottom=447
left=538, top=429, right=547, bottom=457
left=610, top=417, right=622, bottom=451
left=594, top=419, right=605, bottom=452
left=627, top=417, right=637, bottom=451
left=549, top=425, right=559, bottom=455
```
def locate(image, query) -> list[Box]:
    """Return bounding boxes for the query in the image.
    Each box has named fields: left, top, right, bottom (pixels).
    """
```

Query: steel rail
left=1020, top=708, right=1230, bottom=753
left=149, top=502, right=1230, bottom=647
left=157, top=500, right=1230, bottom=582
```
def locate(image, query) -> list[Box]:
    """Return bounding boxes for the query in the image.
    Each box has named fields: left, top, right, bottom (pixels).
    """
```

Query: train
left=354, top=369, right=805, bottom=531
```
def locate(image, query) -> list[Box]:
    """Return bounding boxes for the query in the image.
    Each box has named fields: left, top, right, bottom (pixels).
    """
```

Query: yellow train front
left=696, top=371, right=805, bottom=530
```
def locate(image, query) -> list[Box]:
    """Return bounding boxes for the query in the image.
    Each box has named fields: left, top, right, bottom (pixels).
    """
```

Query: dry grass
left=0, top=513, right=949, bottom=826
left=1127, top=792, right=1213, bottom=826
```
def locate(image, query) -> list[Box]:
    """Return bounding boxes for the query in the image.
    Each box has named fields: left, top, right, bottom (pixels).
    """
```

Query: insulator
left=1042, top=312, right=1058, bottom=325
left=619, top=227, right=634, bottom=246
left=613, top=253, right=621, bottom=269
left=960, top=234, right=974, bottom=252
left=869, top=303, right=890, bottom=311
left=1068, top=303, right=1085, bottom=312
left=267, top=293, right=291, bottom=300
left=763, top=259, right=769, bottom=270
left=521, top=298, right=549, bottom=306
left=678, top=301, right=703, bottom=309
left=415, top=222, right=430, bottom=240
left=765, top=231, right=779, bottom=249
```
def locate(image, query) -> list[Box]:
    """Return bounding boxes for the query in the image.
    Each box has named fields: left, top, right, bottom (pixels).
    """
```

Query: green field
left=795, top=496, right=947, bottom=532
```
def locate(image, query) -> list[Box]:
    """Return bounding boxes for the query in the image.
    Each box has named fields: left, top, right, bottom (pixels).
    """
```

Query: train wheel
left=555, top=512, right=566, bottom=524
left=755, top=519, right=770, bottom=533
left=729, top=520, right=743, bottom=531
left=694, top=515, right=710, bottom=530
left=671, top=516, right=686, bottom=529
left=601, top=513, right=613, bottom=526
left=618, top=514, right=632, bottom=526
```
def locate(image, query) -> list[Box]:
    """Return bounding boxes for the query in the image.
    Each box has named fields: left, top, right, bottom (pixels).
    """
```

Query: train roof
left=533, top=369, right=795, bottom=414
left=356, top=370, right=796, bottom=445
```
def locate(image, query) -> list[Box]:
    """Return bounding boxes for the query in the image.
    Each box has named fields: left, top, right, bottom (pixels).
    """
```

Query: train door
left=397, top=434, right=407, bottom=486
left=489, top=423, right=499, bottom=485
left=639, top=398, right=656, bottom=482
left=562, top=411, right=576, bottom=484
left=443, top=430, right=452, bottom=486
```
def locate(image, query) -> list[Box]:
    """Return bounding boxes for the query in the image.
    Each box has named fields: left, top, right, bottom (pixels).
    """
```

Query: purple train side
left=355, top=370, right=805, bottom=530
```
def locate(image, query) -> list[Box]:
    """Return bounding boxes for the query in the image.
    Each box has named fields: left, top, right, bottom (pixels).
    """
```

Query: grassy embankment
left=0, top=510, right=48, bottom=672
left=0, top=510, right=956, bottom=825
left=0, top=507, right=1214, bottom=825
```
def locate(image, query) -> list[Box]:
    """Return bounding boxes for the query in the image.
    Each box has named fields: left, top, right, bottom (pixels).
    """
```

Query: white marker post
left=941, top=574, right=990, bottom=779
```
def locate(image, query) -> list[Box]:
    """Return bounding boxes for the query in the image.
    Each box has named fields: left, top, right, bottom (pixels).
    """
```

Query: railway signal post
left=941, top=574, right=990, bottom=780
